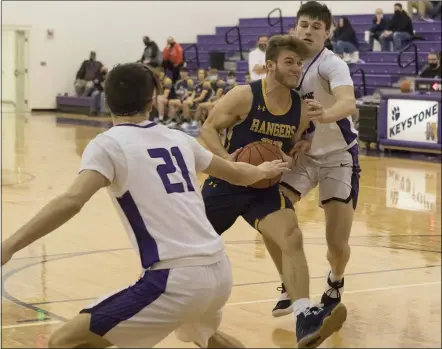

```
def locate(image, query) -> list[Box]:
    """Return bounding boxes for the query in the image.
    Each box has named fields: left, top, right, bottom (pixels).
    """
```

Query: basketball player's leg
left=244, top=189, right=347, bottom=348
left=48, top=313, right=113, bottom=348
left=263, top=153, right=318, bottom=317
left=318, top=145, right=361, bottom=306
left=201, top=179, right=247, bottom=235
left=176, top=257, right=245, bottom=348
left=49, top=269, right=175, bottom=348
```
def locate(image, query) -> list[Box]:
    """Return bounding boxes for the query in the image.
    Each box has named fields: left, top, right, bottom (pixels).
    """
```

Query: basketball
left=236, top=141, right=283, bottom=189
left=400, top=79, right=412, bottom=93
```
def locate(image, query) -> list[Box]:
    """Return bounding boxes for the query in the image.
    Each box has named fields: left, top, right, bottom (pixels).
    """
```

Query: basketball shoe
left=296, top=302, right=347, bottom=348
left=272, top=283, right=293, bottom=317
left=320, top=271, right=344, bottom=307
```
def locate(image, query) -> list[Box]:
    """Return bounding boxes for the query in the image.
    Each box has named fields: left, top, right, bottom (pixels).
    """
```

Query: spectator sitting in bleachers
left=248, top=35, right=268, bottom=81
left=181, top=69, right=213, bottom=134
left=162, top=36, right=184, bottom=83
left=225, top=71, right=238, bottom=92
left=429, top=1, right=442, bottom=20
left=419, top=51, right=442, bottom=79
left=166, top=67, right=194, bottom=126
left=332, top=17, right=360, bottom=63
left=407, top=1, right=435, bottom=21
left=74, top=51, right=102, bottom=97
left=193, top=77, right=230, bottom=122
left=156, top=71, right=175, bottom=123
left=244, top=72, right=252, bottom=84
left=368, top=8, right=389, bottom=51
left=139, top=36, right=161, bottom=67
left=91, top=66, right=108, bottom=116
left=379, top=3, right=414, bottom=52
left=207, top=68, right=219, bottom=90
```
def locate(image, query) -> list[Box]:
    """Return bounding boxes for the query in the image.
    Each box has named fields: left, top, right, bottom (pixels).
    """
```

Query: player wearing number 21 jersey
left=1, top=63, right=290, bottom=349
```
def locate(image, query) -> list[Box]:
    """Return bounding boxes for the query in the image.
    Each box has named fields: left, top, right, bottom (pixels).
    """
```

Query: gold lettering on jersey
left=249, top=119, right=297, bottom=138
left=261, top=138, right=283, bottom=148
left=257, top=105, right=267, bottom=112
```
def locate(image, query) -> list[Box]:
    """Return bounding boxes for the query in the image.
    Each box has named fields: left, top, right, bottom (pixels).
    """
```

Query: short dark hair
left=265, top=35, right=309, bottom=62
left=394, top=3, right=402, bottom=9
left=296, top=1, right=333, bottom=30
left=104, top=63, right=161, bottom=116
left=180, top=67, right=189, bottom=73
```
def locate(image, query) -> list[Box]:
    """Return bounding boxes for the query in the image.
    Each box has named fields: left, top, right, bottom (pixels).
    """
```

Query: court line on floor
left=25, top=263, right=442, bottom=306
left=2, top=242, right=440, bottom=328
left=2, top=280, right=440, bottom=330
left=8, top=235, right=441, bottom=261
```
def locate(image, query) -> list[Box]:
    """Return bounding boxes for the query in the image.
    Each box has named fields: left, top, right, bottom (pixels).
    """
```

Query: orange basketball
left=236, top=141, right=283, bottom=189
left=400, top=79, right=412, bottom=93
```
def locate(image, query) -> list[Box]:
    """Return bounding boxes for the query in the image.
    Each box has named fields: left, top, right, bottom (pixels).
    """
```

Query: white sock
left=293, top=298, right=310, bottom=317
left=330, top=271, right=343, bottom=283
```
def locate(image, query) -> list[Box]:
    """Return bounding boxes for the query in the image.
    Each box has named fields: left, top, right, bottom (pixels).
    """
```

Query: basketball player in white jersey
left=1, top=63, right=291, bottom=348
left=267, top=1, right=361, bottom=320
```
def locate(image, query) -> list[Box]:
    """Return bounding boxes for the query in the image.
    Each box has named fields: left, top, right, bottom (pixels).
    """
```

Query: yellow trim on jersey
left=254, top=218, right=260, bottom=231
left=224, top=117, right=248, bottom=152
left=279, top=190, right=286, bottom=210
left=261, top=79, right=292, bottom=116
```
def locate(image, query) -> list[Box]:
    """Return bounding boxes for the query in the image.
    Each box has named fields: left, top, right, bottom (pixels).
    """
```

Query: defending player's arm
left=199, top=85, right=252, bottom=160
left=311, top=54, right=357, bottom=123
left=1, top=138, right=115, bottom=265
left=189, top=137, right=290, bottom=187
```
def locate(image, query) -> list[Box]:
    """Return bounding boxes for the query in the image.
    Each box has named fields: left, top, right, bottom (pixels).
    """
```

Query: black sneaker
left=272, top=283, right=293, bottom=317
left=320, top=273, right=344, bottom=307
left=296, top=302, right=347, bottom=348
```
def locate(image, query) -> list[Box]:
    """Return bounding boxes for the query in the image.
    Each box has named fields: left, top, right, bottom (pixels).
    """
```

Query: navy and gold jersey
left=224, top=79, right=302, bottom=154
left=174, top=79, right=190, bottom=100
left=194, top=82, right=213, bottom=103
left=162, top=77, right=176, bottom=100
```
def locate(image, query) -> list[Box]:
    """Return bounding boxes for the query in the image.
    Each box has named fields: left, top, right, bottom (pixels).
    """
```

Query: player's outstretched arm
left=203, top=155, right=290, bottom=187
left=1, top=170, right=109, bottom=266
left=199, top=85, right=252, bottom=160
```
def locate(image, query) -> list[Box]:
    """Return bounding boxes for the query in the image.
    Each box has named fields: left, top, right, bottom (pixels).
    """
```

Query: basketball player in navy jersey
left=266, top=1, right=360, bottom=325
left=200, top=35, right=347, bottom=348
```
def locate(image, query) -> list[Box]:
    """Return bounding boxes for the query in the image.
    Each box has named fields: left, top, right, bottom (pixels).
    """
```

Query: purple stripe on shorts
left=81, top=269, right=170, bottom=337
left=337, top=118, right=358, bottom=145
left=117, top=191, right=159, bottom=269
left=346, top=144, right=361, bottom=209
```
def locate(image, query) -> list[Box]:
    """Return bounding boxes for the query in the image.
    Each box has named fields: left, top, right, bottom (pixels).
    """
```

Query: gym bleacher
left=57, top=11, right=441, bottom=114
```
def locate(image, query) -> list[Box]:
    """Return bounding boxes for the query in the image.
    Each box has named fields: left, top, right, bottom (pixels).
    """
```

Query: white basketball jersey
left=79, top=121, right=223, bottom=269
left=297, top=48, right=358, bottom=157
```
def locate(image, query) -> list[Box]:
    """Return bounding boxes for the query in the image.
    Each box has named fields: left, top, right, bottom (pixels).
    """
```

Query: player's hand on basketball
left=305, top=99, right=326, bottom=123
left=258, top=160, right=291, bottom=179
left=228, top=147, right=243, bottom=162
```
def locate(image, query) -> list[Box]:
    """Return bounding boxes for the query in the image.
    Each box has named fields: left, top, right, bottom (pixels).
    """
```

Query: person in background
left=407, top=1, right=434, bottom=21
left=162, top=36, right=184, bottom=83
left=244, top=72, right=252, bottom=84
left=419, top=51, right=442, bottom=78
left=166, top=67, right=194, bottom=126
left=332, top=17, right=360, bottom=63
left=379, top=3, right=414, bottom=52
left=74, top=51, right=102, bottom=97
left=139, top=36, right=161, bottom=67
left=207, top=68, right=219, bottom=90
left=91, top=66, right=108, bottom=116
left=181, top=69, right=213, bottom=134
left=156, top=73, right=175, bottom=123
left=248, top=35, right=268, bottom=81
left=368, top=9, right=389, bottom=51
left=225, top=71, right=237, bottom=93
left=429, top=1, right=441, bottom=20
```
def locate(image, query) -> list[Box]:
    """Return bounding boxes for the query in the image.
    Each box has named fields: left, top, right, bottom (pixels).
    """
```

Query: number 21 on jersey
left=148, top=147, right=195, bottom=194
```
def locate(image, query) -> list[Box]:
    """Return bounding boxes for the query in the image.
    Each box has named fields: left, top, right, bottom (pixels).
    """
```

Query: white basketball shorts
left=80, top=255, right=232, bottom=348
